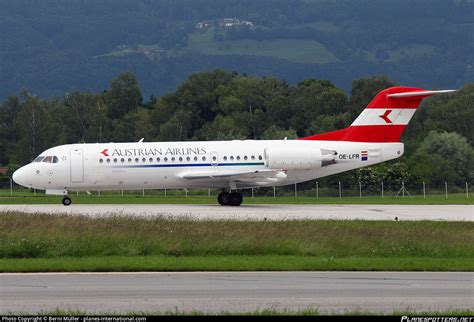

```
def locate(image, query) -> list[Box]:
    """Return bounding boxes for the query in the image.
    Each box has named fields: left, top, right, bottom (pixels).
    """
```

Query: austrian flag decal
left=361, top=151, right=368, bottom=161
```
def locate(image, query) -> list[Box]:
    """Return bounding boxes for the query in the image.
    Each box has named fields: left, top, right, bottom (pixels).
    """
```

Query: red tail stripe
left=301, top=125, right=407, bottom=143
left=367, top=86, right=429, bottom=109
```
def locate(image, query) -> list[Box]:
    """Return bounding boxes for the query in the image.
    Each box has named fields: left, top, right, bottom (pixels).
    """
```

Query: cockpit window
left=39, top=156, right=59, bottom=163
left=33, top=156, right=45, bottom=162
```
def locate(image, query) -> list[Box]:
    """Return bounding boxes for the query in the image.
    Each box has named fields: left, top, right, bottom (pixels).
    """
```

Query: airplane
left=12, top=86, right=456, bottom=206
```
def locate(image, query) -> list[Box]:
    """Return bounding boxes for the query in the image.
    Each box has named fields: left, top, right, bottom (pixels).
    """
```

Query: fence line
left=1, top=178, right=472, bottom=199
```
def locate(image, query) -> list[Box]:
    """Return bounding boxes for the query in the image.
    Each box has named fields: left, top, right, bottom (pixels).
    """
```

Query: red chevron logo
left=100, top=149, right=109, bottom=157
left=379, top=110, right=393, bottom=124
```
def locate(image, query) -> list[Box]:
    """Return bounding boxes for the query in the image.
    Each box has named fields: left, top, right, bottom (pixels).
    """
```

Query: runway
left=0, top=204, right=472, bottom=221
left=1, top=272, right=472, bottom=314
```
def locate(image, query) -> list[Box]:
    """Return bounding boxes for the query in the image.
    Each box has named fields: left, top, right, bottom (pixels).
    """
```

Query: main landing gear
left=218, top=191, right=243, bottom=206
left=62, top=196, right=72, bottom=206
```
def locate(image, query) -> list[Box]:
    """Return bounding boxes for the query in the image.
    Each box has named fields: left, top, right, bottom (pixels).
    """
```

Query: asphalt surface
left=0, top=204, right=473, bottom=221
left=1, top=272, right=472, bottom=314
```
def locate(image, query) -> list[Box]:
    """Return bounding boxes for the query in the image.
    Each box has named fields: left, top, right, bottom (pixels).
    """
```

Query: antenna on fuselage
left=138, top=138, right=144, bottom=143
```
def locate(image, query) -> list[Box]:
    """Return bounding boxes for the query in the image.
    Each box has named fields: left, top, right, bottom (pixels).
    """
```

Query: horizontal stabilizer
left=387, top=89, right=457, bottom=98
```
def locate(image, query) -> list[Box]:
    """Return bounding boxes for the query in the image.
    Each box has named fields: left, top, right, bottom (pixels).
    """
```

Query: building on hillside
left=197, top=18, right=254, bottom=29
left=218, top=18, right=255, bottom=29
left=240, top=20, right=254, bottom=28
left=196, top=20, right=213, bottom=29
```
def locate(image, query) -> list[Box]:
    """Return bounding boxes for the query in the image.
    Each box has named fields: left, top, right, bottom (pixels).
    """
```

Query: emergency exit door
left=70, top=149, right=84, bottom=183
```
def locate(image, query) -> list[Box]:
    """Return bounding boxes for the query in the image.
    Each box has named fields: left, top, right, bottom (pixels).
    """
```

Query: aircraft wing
left=180, top=168, right=287, bottom=183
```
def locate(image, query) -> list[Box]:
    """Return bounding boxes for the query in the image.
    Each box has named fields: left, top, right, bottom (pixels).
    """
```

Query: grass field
left=186, top=28, right=339, bottom=64
left=1, top=212, right=472, bottom=272
left=0, top=192, right=472, bottom=204
left=3, top=256, right=471, bottom=272
left=30, top=308, right=474, bottom=316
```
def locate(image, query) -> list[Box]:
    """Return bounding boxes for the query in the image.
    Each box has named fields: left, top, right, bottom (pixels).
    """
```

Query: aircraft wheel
left=62, top=196, right=72, bottom=206
left=229, top=192, right=243, bottom=206
left=218, top=192, right=231, bottom=206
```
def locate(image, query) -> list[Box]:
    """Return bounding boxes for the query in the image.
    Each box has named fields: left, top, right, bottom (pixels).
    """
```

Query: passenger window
left=171, top=157, right=175, bottom=162
left=99, top=159, right=103, bottom=164
left=244, top=156, right=248, bottom=161
left=230, top=156, right=234, bottom=161
left=107, top=159, right=111, bottom=163
left=157, top=157, right=161, bottom=162
left=121, top=158, right=125, bottom=163
left=135, top=158, right=139, bottom=163
left=194, top=156, right=198, bottom=161
left=179, top=157, right=183, bottom=162
left=251, top=155, right=255, bottom=160
left=164, top=157, right=168, bottom=162
left=113, top=158, right=117, bottom=163
left=236, top=156, right=241, bottom=161
left=258, top=155, right=263, bottom=160
left=128, top=158, right=132, bottom=162
left=212, top=156, right=217, bottom=161
left=142, top=158, right=146, bottom=163
left=202, top=156, right=206, bottom=161
left=224, top=156, right=227, bottom=161
left=186, top=156, right=190, bottom=162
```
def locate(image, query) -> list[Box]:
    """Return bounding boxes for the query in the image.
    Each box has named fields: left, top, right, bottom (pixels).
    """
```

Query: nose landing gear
left=218, top=191, right=243, bottom=206
left=62, top=196, right=72, bottom=206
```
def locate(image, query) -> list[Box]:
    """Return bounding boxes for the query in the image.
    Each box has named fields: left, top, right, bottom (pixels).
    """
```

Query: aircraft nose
left=12, top=166, right=27, bottom=187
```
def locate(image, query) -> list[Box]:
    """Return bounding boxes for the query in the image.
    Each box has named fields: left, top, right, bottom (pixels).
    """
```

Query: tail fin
left=301, top=86, right=457, bottom=143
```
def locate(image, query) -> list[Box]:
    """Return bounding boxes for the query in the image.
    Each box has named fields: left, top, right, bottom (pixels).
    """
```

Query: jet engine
left=264, top=147, right=336, bottom=170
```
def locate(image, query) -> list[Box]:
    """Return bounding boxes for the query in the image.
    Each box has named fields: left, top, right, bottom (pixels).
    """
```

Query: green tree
left=261, top=125, right=297, bottom=140
left=63, top=91, right=106, bottom=143
left=113, top=107, right=154, bottom=142
left=0, top=95, right=20, bottom=165
left=309, top=112, right=351, bottom=135
left=408, top=83, right=474, bottom=145
left=12, top=91, right=55, bottom=164
left=349, top=75, right=397, bottom=119
left=197, top=115, right=247, bottom=140
left=352, top=162, right=411, bottom=192
left=159, top=109, right=193, bottom=141
left=104, top=73, right=143, bottom=120
left=289, top=79, right=347, bottom=137
left=409, top=131, right=474, bottom=184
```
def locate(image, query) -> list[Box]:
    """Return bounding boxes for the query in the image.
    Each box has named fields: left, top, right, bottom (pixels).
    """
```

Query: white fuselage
left=13, top=139, right=404, bottom=194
